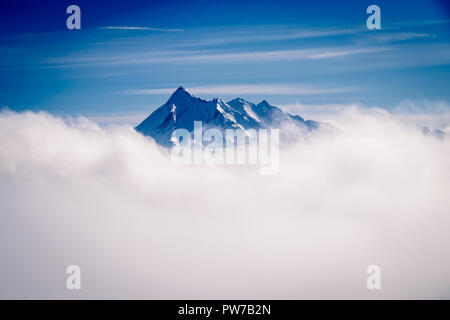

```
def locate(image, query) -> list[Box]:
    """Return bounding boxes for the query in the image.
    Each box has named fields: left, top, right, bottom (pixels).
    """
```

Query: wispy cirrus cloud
left=100, top=26, right=184, bottom=32
left=164, top=21, right=446, bottom=48
left=174, top=26, right=363, bottom=47
left=180, top=47, right=391, bottom=63
left=307, top=47, right=390, bottom=59
left=124, top=84, right=361, bottom=96
left=387, top=19, right=450, bottom=28
left=373, top=32, right=434, bottom=43
left=43, top=46, right=390, bottom=69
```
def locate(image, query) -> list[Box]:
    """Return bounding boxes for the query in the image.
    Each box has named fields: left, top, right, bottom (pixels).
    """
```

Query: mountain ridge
left=135, top=87, right=322, bottom=147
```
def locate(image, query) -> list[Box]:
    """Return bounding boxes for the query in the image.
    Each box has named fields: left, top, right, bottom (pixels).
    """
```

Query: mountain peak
left=173, top=86, right=190, bottom=95
left=256, top=100, right=273, bottom=109
left=212, top=97, right=226, bottom=104
left=168, top=86, right=192, bottom=103
left=228, top=97, right=252, bottom=105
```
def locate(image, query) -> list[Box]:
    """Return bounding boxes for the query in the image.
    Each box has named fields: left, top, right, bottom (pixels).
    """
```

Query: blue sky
left=0, top=0, right=449, bottom=119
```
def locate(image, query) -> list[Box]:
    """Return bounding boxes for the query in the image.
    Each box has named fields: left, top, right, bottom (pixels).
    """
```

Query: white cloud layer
left=281, top=100, right=450, bottom=130
left=0, top=109, right=449, bottom=299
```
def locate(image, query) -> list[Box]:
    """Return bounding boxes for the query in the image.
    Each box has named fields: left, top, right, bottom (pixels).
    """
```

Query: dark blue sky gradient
left=0, top=0, right=449, bottom=117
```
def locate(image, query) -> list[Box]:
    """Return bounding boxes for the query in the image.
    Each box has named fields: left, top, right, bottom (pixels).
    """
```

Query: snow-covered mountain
left=135, top=86, right=322, bottom=147
left=422, top=127, right=448, bottom=141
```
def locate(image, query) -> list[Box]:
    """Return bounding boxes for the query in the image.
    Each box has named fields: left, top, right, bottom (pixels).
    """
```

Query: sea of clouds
left=0, top=108, right=449, bottom=299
